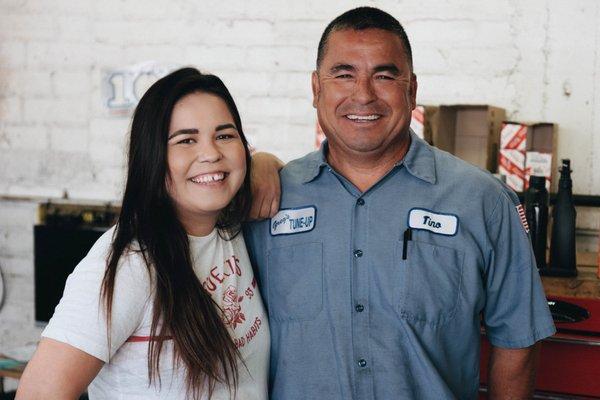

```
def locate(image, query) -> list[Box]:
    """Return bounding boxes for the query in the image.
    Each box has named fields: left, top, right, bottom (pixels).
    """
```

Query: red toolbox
left=480, top=296, right=600, bottom=399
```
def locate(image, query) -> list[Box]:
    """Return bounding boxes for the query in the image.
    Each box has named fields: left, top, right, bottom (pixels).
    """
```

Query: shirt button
left=355, top=304, right=365, bottom=312
left=358, top=359, right=367, bottom=368
left=353, top=249, right=363, bottom=258
left=357, top=198, right=365, bottom=206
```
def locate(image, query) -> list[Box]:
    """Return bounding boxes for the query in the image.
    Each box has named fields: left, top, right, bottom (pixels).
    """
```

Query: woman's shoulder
left=82, top=226, right=116, bottom=262
left=73, top=226, right=152, bottom=287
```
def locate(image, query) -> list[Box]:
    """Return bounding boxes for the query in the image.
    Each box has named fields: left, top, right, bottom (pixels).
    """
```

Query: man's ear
left=311, top=71, right=320, bottom=109
left=410, top=72, right=418, bottom=110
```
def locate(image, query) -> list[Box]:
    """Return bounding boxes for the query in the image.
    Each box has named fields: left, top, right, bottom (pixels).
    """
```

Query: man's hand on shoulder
left=249, top=151, right=284, bottom=220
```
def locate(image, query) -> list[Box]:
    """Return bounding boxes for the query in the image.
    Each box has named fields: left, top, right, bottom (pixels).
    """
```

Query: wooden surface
left=542, top=252, right=600, bottom=299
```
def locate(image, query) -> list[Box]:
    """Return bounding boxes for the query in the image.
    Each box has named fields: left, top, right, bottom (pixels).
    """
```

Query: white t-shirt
left=42, top=227, right=269, bottom=400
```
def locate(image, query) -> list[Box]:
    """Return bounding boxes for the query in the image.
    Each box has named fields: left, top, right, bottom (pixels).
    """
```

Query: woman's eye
left=177, top=138, right=195, bottom=144
left=216, top=131, right=238, bottom=140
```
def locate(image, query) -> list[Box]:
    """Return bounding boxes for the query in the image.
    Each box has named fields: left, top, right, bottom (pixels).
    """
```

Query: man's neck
left=326, top=136, right=411, bottom=193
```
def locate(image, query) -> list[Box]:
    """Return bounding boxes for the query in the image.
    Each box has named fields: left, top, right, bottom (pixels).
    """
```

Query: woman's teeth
left=190, top=172, right=226, bottom=184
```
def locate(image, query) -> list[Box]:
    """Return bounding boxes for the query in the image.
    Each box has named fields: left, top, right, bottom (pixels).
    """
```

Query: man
left=245, top=7, right=555, bottom=399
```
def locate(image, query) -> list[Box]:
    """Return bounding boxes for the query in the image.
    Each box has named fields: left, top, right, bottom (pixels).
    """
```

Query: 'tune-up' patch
left=270, top=206, right=317, bottom=236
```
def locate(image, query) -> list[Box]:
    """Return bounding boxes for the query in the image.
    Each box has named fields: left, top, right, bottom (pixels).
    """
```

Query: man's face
left=312, top=28, right=417, bottom=157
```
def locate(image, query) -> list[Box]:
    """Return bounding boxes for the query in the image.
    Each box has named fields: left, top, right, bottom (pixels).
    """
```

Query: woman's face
left=166, top=92, right=247, bottom=236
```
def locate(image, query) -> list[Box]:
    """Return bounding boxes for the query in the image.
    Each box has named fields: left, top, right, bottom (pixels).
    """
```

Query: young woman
left=17, top=68, right=270, bottom=400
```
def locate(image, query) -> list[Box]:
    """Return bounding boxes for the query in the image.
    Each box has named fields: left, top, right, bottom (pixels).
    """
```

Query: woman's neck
left=178, top=212, right=217, bottom=237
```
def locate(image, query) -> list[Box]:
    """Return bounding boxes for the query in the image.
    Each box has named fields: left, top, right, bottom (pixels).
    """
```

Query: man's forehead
left=319, top=29, right=408, bottom=71
left=321, top=29, right=407, bottom=62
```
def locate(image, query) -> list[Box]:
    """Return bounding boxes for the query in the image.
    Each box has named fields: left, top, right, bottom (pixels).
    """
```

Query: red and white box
left=410, top=106, right=426, bottom=140
left=499, top=148, right=526, bottom=191
left=498, top=122, right=527, bottom=191
left=500, top=123, right=527, bottom=150
left=525, top=151, right=552, bottom=190
left=498, top=122, right=556, bottom=192
left=410, top=105, right=436, bottom=144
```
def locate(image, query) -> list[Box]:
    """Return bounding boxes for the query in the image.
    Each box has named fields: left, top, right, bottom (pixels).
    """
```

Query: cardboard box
left=432, top=105, right=506, bottom=172
left=410, top=105, right=437, bottom=144
left=498, top=122, right=556, bottom=191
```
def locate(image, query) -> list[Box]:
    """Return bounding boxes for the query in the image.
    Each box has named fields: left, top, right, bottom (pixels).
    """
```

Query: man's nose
left=351, top=77, right=377, bottom=104
left=196, top=139, right=222, bottom=163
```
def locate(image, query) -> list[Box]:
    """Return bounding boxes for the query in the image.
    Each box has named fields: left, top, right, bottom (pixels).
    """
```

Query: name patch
left=270, top=206, right=316, bottom=236
left=408, top=208, right=458, bottom=236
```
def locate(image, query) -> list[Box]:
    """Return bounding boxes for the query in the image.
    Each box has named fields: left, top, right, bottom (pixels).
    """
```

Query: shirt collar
left=299, top=141, right=330, bottom=183
left=300, top=129, right=437, bottom=185
left=400, top=130, right=437, bottom=185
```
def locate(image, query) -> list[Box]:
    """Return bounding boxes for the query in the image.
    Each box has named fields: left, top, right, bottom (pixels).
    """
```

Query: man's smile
left=345, top=114, right=382, bottom=122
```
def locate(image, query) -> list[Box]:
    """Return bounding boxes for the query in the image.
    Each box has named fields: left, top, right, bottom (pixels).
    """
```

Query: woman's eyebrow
left=215, top=123, right=237, bottom=132
left=168, top=128, right=198, bottom=140
left=168, top=124, right=236, bottom=140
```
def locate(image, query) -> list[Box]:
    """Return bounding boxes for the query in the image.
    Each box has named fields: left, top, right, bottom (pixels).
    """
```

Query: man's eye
left=375, top=75, right=394, bottom=80
left=335, top=74, right=353, bottom=79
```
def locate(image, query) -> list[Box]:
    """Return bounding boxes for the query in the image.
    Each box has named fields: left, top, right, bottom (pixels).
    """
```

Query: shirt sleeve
left=482, top=190, right=556, bottom=348
left=42, top=249, right=152, bottom=362
left=242, top=221, right=269, bottom=295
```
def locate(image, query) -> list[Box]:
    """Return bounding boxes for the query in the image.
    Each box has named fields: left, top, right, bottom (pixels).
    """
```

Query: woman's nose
left=196, top=139, right=222, bottom=163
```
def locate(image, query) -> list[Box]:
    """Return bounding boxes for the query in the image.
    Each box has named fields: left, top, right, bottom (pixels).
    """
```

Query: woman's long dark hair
left=101, top=67, right=252, bottom=399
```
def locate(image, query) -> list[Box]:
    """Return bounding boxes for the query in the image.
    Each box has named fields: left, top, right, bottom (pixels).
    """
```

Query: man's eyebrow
left=215, top=123, right=237, bottom=132
left=329, top=64, right=356, bottom=74
left=168, top=128, right=198, bottom=140
left=373, top=64, right=400, bottom=75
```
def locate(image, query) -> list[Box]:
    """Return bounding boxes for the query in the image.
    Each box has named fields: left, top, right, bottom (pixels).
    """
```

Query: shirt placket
left=351, top=193, right=374, bottom=400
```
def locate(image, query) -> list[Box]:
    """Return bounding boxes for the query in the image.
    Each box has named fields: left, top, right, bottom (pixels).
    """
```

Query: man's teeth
left=346, top=114, right=380, bottom=121
left=191, top=172, right=226, bottom=184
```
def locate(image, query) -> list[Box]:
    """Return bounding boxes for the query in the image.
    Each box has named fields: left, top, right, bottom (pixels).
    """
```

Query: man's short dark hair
left=316, top=6, right=413, bottom=71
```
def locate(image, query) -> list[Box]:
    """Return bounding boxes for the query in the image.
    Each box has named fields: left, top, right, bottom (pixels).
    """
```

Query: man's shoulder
left=429, top=145, right=520, bottom=207
left=279, top=150, right=322, bottom=185
left=243, top=151, right=322, bottom=252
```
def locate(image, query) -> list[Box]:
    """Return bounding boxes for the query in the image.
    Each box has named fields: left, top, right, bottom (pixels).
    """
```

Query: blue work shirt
left=244, top=132, right=555, bottom=400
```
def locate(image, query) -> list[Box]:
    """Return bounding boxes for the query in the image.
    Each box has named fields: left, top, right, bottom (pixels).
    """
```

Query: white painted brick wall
left=1, top=0, right=600, bottom=365
left=0, top=200, right=41, bottom=370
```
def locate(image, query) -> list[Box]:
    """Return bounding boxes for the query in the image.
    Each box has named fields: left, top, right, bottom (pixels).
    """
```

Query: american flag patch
left=516, top=204, right=530, bottom=233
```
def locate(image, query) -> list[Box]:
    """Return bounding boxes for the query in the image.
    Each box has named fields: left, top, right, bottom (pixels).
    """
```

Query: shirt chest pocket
left=267, top=242, right=323, bottom=321
left=394, top=240, right=464, bottom=326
